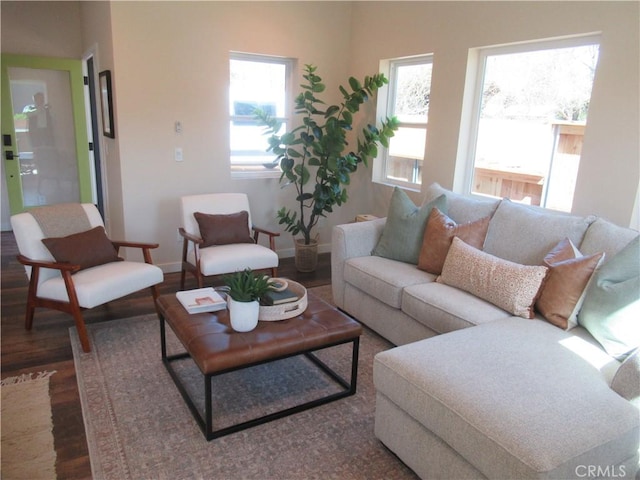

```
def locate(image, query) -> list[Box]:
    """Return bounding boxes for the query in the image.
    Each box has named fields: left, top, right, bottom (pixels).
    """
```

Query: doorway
left=1, top=54, right=93, bottom=216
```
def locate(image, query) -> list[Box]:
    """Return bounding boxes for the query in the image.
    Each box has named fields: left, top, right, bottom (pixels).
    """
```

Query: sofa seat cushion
left=374, top=318, right=639, bottom=479
left=344, top=256, right=435, bottom=309
left=402, top=282, right=513, bottom=333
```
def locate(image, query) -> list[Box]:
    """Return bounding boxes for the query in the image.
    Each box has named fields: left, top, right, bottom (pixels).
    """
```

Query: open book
left=176, top=287, right=227, bottom=314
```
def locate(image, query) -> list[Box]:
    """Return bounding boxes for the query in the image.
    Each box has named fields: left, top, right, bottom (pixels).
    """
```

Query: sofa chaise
left=331, top=183, right=639, bottom=479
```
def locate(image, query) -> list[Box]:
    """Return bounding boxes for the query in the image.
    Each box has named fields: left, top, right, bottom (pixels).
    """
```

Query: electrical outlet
left=174, top=147, right=183, bottom=162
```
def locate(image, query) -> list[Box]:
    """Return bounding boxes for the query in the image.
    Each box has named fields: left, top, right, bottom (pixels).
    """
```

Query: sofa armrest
left=611, top=349, right=640, bottom=408
left=331, top=218, right=386, bottom=309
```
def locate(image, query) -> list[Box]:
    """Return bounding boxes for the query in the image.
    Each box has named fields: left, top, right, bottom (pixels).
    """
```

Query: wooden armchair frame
left=179, top=225, right=279, bottom=290
left=18, top=240, right=160, bottom=353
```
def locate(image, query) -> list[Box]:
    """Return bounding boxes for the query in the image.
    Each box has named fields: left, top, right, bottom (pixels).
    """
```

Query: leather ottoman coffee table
left=156, top=292, right=362, bottom=441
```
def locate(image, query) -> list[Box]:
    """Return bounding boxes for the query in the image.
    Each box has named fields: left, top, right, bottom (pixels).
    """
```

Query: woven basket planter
left=294, top=238, right=318, bottom=272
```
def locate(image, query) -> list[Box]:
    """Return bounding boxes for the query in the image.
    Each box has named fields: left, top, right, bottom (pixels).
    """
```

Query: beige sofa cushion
left=344, top=255, right=435, bottom=309
left=424, top=182, right=500, bottom=224
left=579, top=217, right=639, bottom=263
left=484, top=199, right=595, bottom=265
left=402, top=282, right=512, bottom=333
left=374, top=318, right=640, bottom=479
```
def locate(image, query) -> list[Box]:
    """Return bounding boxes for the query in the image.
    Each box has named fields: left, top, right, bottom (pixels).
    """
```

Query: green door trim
left=1, top=54, right=92, bottom=214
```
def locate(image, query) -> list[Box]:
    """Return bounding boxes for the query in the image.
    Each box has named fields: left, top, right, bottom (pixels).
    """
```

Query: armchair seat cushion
left=38, top=261, right=163, bottom=309
left=188, top=243, right=278, bottom=277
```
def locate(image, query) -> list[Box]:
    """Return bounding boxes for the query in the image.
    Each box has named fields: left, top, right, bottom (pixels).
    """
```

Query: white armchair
left=11, top=203, right=164, bottom=352
left=179, top=193, right=279, bottom=289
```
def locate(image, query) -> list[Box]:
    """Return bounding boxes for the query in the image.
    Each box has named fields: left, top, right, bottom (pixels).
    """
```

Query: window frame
left=461, top=34, right=601, bottom=206
left=229, top=52, right=294, bottom=179
left=374, top=54, right=434, bottom=191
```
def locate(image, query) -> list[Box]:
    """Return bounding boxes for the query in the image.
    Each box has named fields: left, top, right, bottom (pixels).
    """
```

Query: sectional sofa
left=331, top=183, right=639, bottom=479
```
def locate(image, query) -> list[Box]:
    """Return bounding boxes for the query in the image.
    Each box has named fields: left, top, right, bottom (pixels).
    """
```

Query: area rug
left=1, top=371, right=57, bottom=480
left=71, top=286, right=418, bottom=480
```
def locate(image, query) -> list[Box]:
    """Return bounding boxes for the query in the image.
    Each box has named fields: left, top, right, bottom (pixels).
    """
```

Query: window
left=229, top=53, right=293, bottom=177
left=465, top=35, right=600, bottom=211
left=375, top=55, right=433, bottom=189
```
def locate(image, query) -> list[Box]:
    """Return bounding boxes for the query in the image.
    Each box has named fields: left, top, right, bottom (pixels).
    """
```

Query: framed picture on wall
left=99, top=70, right=115, bottom=138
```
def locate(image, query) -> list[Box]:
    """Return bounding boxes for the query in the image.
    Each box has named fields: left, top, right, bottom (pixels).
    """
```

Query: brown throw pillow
left=194, top=211, right=254, bottom=247
left=536, top=238, right=604, bottom=330
left=42, top=226, right=122, bottom=270
left=418, top=207, right=490, bottom=275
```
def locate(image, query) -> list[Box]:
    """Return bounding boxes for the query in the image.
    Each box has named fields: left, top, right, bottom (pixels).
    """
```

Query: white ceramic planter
left=228, top=298, right=259, bottom=332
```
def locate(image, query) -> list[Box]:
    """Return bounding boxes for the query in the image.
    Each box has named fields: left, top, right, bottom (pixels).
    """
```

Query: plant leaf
left=348, top=77, right=361, bottom=92
left=325, top=105, right=340, bottom=117
left=342, top=110, right=353, bottom=125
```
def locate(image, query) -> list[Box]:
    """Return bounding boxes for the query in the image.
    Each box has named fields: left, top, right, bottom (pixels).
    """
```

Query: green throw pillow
left=372, top=187, right=447, bottom=264
left=579, top=235, right=640, bottom=360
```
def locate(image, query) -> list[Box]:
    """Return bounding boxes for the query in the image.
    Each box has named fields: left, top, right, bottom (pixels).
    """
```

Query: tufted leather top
left=156, top=292, right=362, bottom=375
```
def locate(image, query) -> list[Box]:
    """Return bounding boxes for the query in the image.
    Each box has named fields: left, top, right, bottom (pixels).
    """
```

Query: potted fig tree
left=256, top=64, right=399, bottom=272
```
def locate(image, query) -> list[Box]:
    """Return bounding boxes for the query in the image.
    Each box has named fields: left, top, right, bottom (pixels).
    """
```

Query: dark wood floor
left=0, top=231, right=332, bottom=479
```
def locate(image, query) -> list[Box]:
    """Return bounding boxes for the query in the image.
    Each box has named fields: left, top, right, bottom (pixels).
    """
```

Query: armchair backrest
left=10, top=203, right=105, bottom=284
left=180, top=193, right=253, bottom=238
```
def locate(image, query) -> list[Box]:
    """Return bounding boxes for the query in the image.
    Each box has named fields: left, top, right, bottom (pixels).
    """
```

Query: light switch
left=175, top=121, right=182, bottom=134
left=175, top=147, right=183, bottom=162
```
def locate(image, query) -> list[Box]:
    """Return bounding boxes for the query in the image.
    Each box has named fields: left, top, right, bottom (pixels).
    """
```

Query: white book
left=176, top=287, right=227, bottom=314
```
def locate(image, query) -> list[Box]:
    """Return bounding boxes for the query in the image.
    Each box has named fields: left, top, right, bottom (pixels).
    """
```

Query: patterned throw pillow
left=535, top=238, right=604, bottom=330
left=372, top=187, right=447, bottom=265
left=418, top=207, right=490, bottom=275
left=437, top=237, right=548, bottom=319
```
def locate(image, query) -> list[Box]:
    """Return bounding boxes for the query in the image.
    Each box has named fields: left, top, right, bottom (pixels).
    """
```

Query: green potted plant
left=223, top=269, right=274, bottom=332
left=256, top=64, right=399, bottom=272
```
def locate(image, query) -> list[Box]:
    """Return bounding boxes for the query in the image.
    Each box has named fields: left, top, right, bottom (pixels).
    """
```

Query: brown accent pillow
left=418, top=207, right=490, bottom=275
left=536, top=238, right=604, bottom=330
left=42, top=226, right=122, bottom=270
left=194, top=211, right=254, bottom=247
left=437, top=237, right=548, bottom=319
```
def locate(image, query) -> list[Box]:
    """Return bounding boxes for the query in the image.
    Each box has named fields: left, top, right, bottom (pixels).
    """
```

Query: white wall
left=108, top=1, right=354, bottom=270
left=349, top=1, right=640, bottom=228
left=79, top=1, right=126, bottom=241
